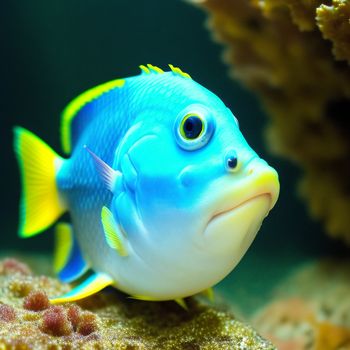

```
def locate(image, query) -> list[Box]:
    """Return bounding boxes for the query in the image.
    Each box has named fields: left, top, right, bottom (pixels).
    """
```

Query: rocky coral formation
left=0, top=257, right=275, bottom=349
left=190, top=0, right=350, bottom=242
left=251, top=259, right=350, bottom=349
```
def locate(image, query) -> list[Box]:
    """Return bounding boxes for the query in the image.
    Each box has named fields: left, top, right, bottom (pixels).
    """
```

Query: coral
left=23, top=291, right=50, bottom=311
left=251, top=259, right=350, bottom=349
left=0, top=304, right=16, bottom=322
left=0, top=258, right=32, bottom=276
left=67, top=304, right=81, bottom=330
left=190, top=0, right=350, bottom=242
left=0, top=257, right=275, bottom=349
left=76, top=311, right=98, bottom=336
left=317, top=0, right=350, bottom=63
left=41, top=306, right=74, bottom=336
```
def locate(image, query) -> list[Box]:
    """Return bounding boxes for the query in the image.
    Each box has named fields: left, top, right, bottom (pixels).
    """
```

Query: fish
left=13, top=64, right=279, bottom=306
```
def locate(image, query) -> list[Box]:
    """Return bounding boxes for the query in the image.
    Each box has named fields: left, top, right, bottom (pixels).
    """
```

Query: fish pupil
left=227, top=157, right=238, bottom=169
left=183, top=116, right=202, bottom=139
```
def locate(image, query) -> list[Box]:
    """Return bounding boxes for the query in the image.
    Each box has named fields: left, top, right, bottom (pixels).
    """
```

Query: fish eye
left=180, top=114, right=204, bottom=140
left=174, top=105, right=215, bottom=151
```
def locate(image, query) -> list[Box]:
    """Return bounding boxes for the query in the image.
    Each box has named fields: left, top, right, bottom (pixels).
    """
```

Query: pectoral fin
left=101, top=206, right=128, bottom=256
left=54, top=223, right=89, bottom=283
left=84, top=146, right=122, bottom=193
left=50, top=272, right=113, bottom=304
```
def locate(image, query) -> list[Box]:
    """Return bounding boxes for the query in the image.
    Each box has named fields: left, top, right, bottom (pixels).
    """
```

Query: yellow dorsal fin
left=61, top=79, right=125, bottom=154
left=146, top=64, right=164, bottom=74
left=168, top=64, right=192, bottom=79
left=139, top=65, right=151, bottom=74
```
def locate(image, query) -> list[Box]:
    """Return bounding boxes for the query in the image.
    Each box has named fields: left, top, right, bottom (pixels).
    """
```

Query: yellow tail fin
left=13, top=127, right=66, bottom=237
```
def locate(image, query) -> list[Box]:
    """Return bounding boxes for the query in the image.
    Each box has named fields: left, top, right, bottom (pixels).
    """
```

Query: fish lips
left=202, top=193, right=271, bottom=259
left=201, top=166, right=279, bottom=256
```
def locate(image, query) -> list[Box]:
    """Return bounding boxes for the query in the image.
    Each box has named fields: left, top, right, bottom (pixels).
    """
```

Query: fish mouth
left=206, top=193, right=272, bottom=229
left=202, top=192, right=273, bottom=258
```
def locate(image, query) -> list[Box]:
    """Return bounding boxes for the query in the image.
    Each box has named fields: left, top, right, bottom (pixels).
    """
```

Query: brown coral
left=76, top=311, right=98, bottom=335
left=41, top=306, right=73, bottom=336
left=190, top=0, right=350, bottom=242
left=67, top=304, right=81, bottom=330
left=317, top=0, right=350, bottom=63
left=23, top=290, right=50, bottom=311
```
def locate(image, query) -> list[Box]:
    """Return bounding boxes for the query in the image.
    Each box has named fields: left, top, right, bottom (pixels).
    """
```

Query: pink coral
left=1, top=258, right=31, bottom=276
left=23, top=291, right=50, bottom=311
left=41, top=306, right=73, bottom=336
left=77, top=311, right=98, bottom=335
left=67, top=304, right=81, bottom=330
left=0, top=304, right=16, bottom=322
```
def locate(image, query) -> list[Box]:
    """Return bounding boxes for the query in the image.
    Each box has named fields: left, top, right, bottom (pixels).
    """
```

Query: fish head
left=112, top=75, right=279, bottom=286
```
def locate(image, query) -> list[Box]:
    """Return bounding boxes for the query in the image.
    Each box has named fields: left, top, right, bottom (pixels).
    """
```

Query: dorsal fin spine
left=61, top=78, right=125, bottom=154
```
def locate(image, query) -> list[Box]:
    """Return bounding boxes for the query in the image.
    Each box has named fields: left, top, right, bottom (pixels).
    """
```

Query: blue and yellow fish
left=14, top=64, right=279, bottom=306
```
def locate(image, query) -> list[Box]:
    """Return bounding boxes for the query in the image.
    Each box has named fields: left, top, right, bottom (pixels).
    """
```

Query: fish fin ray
left=101, top=206, right=128, bottom=256
left=168, top=64, right=192, bottom=79
left=50, top=273, right=113, bottom=304
left=13, top=127, right=66, bottom=238
left=84, top=146, right=121, bottom=192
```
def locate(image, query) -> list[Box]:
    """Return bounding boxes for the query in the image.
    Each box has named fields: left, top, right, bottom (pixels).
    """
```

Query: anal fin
left=54, top=223, right=89, bottom=283
left=50, top=272, right=113, bottom=304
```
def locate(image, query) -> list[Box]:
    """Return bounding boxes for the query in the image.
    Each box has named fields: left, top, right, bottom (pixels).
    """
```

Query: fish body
left=14, top=65, right=279, bottom=304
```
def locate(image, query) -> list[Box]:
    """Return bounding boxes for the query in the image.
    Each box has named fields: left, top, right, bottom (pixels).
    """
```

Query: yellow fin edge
left=50, top=273, right=113, bottom=304
left=54, top=223, right=73, bottom=274
left=61, top=79, right=125, bottom=154
left=101, top=206, right=128, bottom=256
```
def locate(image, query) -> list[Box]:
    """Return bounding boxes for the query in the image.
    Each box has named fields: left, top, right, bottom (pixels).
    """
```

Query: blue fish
left=14, top=64, right=279, bottom=306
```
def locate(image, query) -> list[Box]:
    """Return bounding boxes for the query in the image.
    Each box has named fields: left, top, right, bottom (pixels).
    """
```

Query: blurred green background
left=0, top=0, right=346, bottom=313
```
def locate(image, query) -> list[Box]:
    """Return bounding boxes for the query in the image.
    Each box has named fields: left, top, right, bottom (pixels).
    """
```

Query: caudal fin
left=13, top=127, right=66, bottom=237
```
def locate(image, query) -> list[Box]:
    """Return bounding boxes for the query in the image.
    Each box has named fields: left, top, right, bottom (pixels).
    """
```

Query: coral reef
left=251, top=259, right=350, bottom=349
left=190, top=0, right=350, bottom=242
left=0, top=257, right=275, bottom=349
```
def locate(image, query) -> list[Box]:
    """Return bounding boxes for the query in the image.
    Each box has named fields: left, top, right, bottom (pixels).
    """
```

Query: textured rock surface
left=251, top=259, right=350, bottom=349
left=0, top=257, right=275, bottom=349
left=190, top=0, right=350, bottom=243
